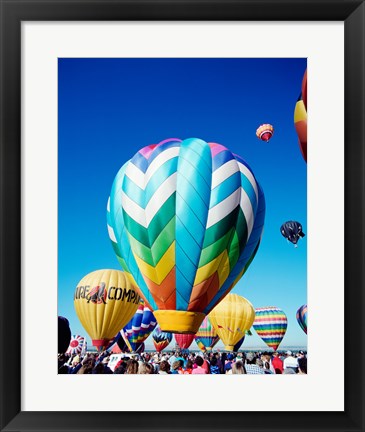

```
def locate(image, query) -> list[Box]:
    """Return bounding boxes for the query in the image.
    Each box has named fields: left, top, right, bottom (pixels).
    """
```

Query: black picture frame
left=1, top=1, right=364, bottom=431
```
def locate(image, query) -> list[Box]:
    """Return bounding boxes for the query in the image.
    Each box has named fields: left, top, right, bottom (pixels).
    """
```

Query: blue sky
left=58, top=58, right=307, bottom=351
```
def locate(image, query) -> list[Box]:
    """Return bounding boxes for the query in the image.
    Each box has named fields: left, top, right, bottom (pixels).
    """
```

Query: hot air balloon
left=296, top=304, right=307, bottom=334
left=107, top=138, right=265, bottom=334
left=209, top=293, right=255, bottom=352
left=122, top=299, right=157, bottom=352
left=175, top=333, right=195, bottom=350
left=194, top=316, right=220, bottom=352
left=152, top=326, right=173, bottom=352
left=253, top=307, right=287, bottom=351
left=280, top=220, right=305, bottom=247
left=294, top=69, right=307, bottom=162
left=233, top=336, right=245, bottom=352
left=74, top=269, right=140, bottom=351
left=256, top=124, right=274, bottom=142
left=66, top=335, right=85, bottom=355
left=58, top=316, right=71, bottom=354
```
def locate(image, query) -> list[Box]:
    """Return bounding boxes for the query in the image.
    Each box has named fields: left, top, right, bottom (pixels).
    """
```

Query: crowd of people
left=58, top=349, right=307, bottom=375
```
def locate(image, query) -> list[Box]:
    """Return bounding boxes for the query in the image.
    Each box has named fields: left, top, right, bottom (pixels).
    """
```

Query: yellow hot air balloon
left=209, top=293, right=255, bottom=352
left=74, top=269, right=140, bottom=351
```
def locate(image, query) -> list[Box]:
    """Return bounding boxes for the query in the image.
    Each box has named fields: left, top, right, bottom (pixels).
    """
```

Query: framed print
left=1, top=0, right=364, bottom=431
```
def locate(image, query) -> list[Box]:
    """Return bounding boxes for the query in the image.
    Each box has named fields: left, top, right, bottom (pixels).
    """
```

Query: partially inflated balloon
left=152, top=326, right=172, bottom=352
left=123, top=299, right=157, bottom=352
left=194, top=316, right=220, bottom=352
left=107, top=138, right=265, bottom=334
left=74, top=269, right=140, bottom=351
left=66, top=335, right=85, bottom=355
left=253, top=307, right=287, bottom=351
left=175, top=333, right=195, bottom=350
left=209, top=294, right=255, bottom=352
left=280, top=220, right=305, bottom=247
left=296, top=304, right=307, bottom=334
left=294, top=69, right=307, bottom=162
left=256, top=124, right=274, bottom=142
left=58, top=316, right=71, bottom=354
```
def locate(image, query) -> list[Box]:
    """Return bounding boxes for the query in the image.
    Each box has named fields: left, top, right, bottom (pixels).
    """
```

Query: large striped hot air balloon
left=123, top=299, right=157, bottom=352
left=152, top=326, right=173, bottom=352
left=253, top=307, right=287, bottom=351
left=107, top=138, right=265, bottom=334
left=74, top=269, right=140, bottom=351
left=294, top=69, right=307, bottom=162
left=209, top=294, right=255, bottom=352
left=194, top=316, right=220, bottom=352
left=296, top=304, right=307, bottom=334
left=175, top=333, right=195, bottom=350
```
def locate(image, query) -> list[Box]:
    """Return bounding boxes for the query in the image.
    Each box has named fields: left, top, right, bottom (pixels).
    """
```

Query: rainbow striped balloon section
left=194, top=316, right=220, bottom=352
left=296, top=304, right=307, bottom=334
left=253, top=307, right=288, bottom=351
left=123, top=299, right=157, bottom=352
left=107, top=138, right=265, bottom=333
left=152, top=326, right=173, bottom=352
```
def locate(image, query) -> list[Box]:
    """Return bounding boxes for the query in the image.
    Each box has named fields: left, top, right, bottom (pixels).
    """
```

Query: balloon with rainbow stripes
left=107, top=138, right=265, bottom=334
left=253, top=306, right=288, bottom=351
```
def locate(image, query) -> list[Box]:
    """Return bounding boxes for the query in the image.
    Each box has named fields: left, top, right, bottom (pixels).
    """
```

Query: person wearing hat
left=283, top=350, right=298, bottom=373
left=170, top=360, right=182, bottom=374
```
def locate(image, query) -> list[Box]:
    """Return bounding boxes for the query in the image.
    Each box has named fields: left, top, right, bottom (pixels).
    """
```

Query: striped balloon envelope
left=194, top=316, right=220, bottom=352
left=122, top=299, right=157, bottom=352
left=296, top=304, right=307, bottom=334
left=107, top=138, right=265, bottom=334
left=66, top=335, right=85, bottom=355
left=253, top=307, right=288, bottom=351
left=152, top=326, right=173, bottom=352
left=294, top=68, right=307, bottom=162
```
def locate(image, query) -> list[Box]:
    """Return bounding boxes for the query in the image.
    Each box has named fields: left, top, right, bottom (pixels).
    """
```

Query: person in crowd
left=158, top=360, right=170, bottom=374
left=272, top=352, right=284, bottom=374
left=202, top=356, right=211, bottom=374
left=170, top=361, right=182, bottom=374
left=283, top=350, right=299, bottom=373
left=224, top=353, right=235, bottom=374
left=125, top=359, right=139, bottom=374
left=245, top=352, right=265, bottom=374
left=183, top=359, right=193, bottom=374
left=209, top=356, right=220, bottom=374
left=138, top=362, right=154, bottom=374
left=192, top=356, right=207, bottom=374
left=298, top=357, right=307, bottom=374
left=232, top=361, right=246, bottom=374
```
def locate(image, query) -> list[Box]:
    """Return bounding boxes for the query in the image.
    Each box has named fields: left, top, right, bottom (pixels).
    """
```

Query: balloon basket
left=154, top=310, right=205, bottom=334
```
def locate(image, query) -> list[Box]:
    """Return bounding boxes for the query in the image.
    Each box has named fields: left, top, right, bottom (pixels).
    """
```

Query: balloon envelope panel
left=107, top=138, right=265, bottom=333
